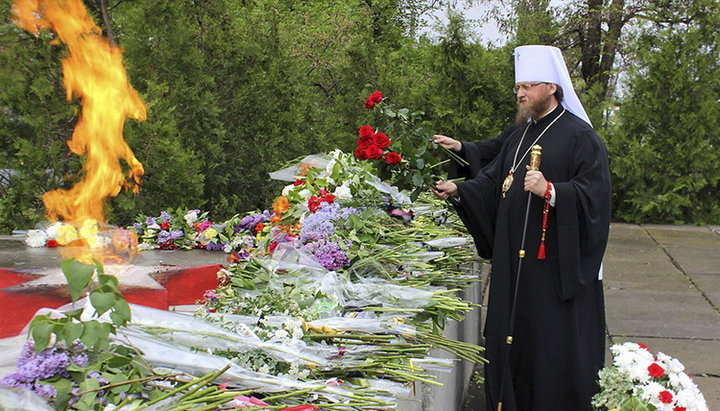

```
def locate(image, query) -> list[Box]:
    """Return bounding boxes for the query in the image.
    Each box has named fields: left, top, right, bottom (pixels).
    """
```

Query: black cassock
left=450, top=105, right=611, bottom=411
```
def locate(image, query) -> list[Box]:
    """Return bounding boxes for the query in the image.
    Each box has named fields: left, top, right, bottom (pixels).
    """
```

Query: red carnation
left=365, top=145, right=384, bottom=160
left=386, top=152, right=402, bottom=165
left=294, top=178, right=304, bottom=186
left=358, top=125, right=375, bottom=138
left=648, top=363, right=666, bottom=378
left=160, top=221, right=170, bottom=229
left=365, top=91, right=383, bottom=109
left=658, top=390, right=673, bottom=404
left=357, top=135, right=375, bottom=149
left=373, top=132, right=391, bottom=149
left=674, top=407, right=687, bottom=411
left=638, top=343, right=650, bottom=351
left=46, top=239, right=58, bottom=248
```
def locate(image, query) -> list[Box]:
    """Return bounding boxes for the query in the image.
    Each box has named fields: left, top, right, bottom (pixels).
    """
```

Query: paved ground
left=603, top=224, right=720, bottom=410
left=3, top=224, right=720, bottom=409
left=461, top=223, right=720, bottom=410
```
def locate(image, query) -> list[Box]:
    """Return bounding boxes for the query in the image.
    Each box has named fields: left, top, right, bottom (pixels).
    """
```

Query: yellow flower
left=55, top=224, right=78, bottom=245
left=203, top=227, right=218, bottom=240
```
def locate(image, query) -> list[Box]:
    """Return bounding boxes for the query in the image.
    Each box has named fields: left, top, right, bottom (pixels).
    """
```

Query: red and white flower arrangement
left=593, top=342, right=708, bottom=411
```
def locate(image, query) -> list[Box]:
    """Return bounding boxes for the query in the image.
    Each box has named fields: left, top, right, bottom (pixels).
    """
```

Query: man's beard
left=515, top=94, right=552, bottom=125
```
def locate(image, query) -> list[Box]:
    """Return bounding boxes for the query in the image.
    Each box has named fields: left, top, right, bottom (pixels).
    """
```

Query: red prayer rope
left=538, top=181, right=552, bottom=259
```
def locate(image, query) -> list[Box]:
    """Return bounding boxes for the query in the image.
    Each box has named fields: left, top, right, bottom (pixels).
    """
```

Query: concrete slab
left=688, top=273, right=720, bottom=310
left=643, top=225, right=720, bottom=275
left=604, top=289, right=720, bottom=339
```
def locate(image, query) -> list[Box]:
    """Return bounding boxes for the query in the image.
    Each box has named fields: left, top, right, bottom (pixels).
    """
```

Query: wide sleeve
left=452, top=148, right=506, bottom=259
left=553, top=131, right=612, bottom=300
left=448, top=127, right=517, bottom=180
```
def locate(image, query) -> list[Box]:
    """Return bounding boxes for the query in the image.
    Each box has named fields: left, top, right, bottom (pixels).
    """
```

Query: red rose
left=294, top=178, right=304, bottom=186
left=373, top=132, right=391, bottom=149
left=160, top=221, right=170, bottom=229
left=658, top=390, right=673, bottom=404
left=365, top=145, right=384, bottom=160
left=354, top=147, right=368, bottom=160
left=385, top=151, right=402, bottom=165
left=358, top=125, right=375, bottom=138
left=357, top=135, right=375, bottom=149
left=365, top=91, right=383, bottom=109
left=46, top=239, right=58, bottom=248
left=674, top=407, right=687, bottom=411
left=638, top=343, right=650, bottom=351
left=648, top=363, right=665, bottom=378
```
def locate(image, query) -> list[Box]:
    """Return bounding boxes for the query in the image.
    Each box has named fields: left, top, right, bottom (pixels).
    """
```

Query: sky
left=421, top=2, right=510, bottom=46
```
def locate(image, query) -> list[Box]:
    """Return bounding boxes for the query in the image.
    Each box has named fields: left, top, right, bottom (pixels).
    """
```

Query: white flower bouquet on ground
left=593, top=342, right=708, bottom=411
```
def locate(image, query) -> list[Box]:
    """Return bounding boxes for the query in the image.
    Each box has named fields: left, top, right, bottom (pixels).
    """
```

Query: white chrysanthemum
left=282, top=184, right=295, bottom=196
left=333, top=184, right=353, bottom=202
left=184, top=210, right=199, bottom=226
left=45, top=221, right=63, bottom=238
left=138, top=242, right=159, bottom=251
left=676, top=386, right=708, bottom=411
left=25, top=229, right=48, bottom=247
left=298, top=189, right=312, bottom=200
left=637, top=381, right=665, bottom=402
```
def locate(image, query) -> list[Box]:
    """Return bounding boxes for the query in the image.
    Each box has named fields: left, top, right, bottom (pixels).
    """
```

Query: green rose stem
left=72, top=373, right=182, bottom=396
left=144, top=364, right=231, bottom=406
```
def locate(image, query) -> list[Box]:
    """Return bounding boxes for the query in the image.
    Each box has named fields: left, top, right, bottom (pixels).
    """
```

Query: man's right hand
left=432, top=135, right=462, bottom=152
left=432, top=181, right=459, bottom=201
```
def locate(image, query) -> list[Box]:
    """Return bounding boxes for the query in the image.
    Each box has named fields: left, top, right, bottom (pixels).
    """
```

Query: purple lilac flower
left=300, top=203, right=359, bottom=243
left=157, top=230, right=171, bottom=244
left=170, top=229, right=184, bottom=240
left=238, top=210, right=271, bottom=232
left=146, top=217, right=157, bottom=226
left=1, top=341, right=70, bottom=391
left=205, top=242, right=224, bottom=251
left=133, top=222, right=143, bottom=232
left=160, top=210, right=172, bottom=222
left=312, top=240, right=350, bottom=271
left=33, top=382, right=57, bottom=399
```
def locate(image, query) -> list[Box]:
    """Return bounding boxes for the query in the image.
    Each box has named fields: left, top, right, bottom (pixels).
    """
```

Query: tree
left=607, top=1, right=720, bottom=223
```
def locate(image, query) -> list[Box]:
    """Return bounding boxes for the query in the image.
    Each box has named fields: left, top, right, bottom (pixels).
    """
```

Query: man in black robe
left=432, top=45, right=611, bottom=411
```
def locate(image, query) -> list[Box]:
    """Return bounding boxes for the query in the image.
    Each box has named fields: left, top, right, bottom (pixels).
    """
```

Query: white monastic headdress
left=514, top=45, right=591, bottom=127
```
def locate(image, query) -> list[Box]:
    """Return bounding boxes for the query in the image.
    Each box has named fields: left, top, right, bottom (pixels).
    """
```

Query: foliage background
left=0, top=0, right=719, bottom=232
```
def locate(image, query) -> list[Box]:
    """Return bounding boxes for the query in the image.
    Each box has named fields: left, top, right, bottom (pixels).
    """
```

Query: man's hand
left=432, top=181, right=459, bottom=201
left=432, top=134, right=462, bottom=152
left=524, top=165, right=547, bottom=197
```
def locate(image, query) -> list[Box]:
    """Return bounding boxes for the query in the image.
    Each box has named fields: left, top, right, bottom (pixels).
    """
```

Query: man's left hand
left=524, top=165, right=547, bottom=197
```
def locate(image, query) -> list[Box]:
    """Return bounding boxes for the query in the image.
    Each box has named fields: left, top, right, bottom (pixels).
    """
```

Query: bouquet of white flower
left=593, top=342, right=708, bottom=411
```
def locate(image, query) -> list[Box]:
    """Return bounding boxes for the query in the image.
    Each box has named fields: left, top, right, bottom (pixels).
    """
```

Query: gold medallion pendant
left=502, top=171, right=513, bottom=198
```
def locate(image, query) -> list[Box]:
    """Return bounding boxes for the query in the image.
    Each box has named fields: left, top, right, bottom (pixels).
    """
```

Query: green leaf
left=62, top=308, right=85, bottom=320
left=90, top=291, right=115, bottom=316
left=62, top=322, right=84, bottom=346
left=31, top=320, right=54, bottom=352
left=50, top=378, right=73, bottom=408
left=412, top=173, right=424, bottom=187
left=62, top=259, right=95, bottom=301
left=113, top=298, right=132, bottom=323
left=81, top=320, right=104, bottom=349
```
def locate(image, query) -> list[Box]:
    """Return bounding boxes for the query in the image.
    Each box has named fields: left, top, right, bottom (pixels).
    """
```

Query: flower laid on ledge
left=592, top=342, right=708, bottom=411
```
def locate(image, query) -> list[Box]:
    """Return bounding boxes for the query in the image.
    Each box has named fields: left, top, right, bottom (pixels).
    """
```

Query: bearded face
left=515, top=84, right=555, bottom=125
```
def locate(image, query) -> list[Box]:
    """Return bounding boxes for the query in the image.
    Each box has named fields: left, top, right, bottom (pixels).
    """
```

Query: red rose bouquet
left=354, top=91, right=465, bottom=201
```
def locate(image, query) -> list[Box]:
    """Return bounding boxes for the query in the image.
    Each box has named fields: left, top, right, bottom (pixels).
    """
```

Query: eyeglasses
left=513, top=82, right=546, bottom=93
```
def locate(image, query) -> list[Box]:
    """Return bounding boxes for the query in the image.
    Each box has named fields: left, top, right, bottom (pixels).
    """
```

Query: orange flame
left=12, top=0, right=145, bottom=263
